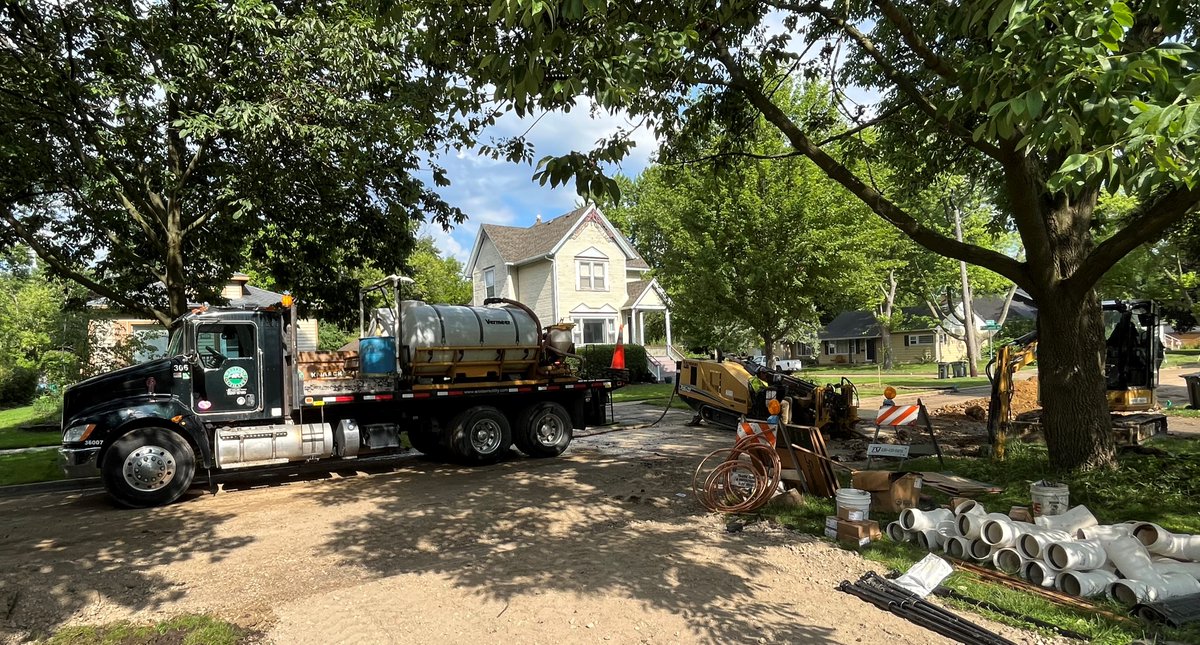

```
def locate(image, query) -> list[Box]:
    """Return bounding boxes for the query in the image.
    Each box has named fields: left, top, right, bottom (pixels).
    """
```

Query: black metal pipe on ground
left=839, top=574, right=1016, bottom=645
left=839, top=582, right=1003, bottom=645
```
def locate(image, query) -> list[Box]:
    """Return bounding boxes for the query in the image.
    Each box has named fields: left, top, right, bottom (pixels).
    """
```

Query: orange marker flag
left=611, top=324, right=626, bottom=370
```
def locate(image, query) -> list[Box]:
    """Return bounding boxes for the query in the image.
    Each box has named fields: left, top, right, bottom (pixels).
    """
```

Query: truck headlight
left=63, top=423, right=96, bottom=443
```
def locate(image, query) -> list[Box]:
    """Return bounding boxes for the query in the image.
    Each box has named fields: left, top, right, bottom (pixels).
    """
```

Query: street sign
left=983, top=323, right=1001, bottom=331
left=867, top=443, right=911, bottom=458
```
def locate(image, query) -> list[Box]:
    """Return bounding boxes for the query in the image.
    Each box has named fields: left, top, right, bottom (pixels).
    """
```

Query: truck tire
left=447, top=406, right=511, bottom=465
left=101, top=428, right=196, bottom=508
left=513, top=402, right=573, bottom=458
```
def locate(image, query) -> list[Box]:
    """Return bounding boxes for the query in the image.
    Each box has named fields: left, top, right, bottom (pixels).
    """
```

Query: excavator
left=676, top=357, right=860, bottom=435
left=987, top=299, right=1167, bottom=451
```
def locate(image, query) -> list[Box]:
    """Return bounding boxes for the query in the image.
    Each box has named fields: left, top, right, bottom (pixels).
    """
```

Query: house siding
left=890, top=331, right=969, bottom=363
left=516, top=259, right=555, bottom=324
left=471, top=237, right=509, bottom=306
left=555, top=219, right=627, bottom=312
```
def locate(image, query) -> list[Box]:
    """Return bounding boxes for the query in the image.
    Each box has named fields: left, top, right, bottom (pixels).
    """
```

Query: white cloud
left=427, top=97, right=659, bottom=263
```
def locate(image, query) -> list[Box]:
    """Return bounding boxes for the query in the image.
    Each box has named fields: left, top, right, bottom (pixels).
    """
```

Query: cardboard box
left=1009, top=506, right=1033, bottom=523
left=837, top=519, right=882, bottom=541
left=950, top=496, right=974, bottom=513
left=851, top=471, right=923, bottom=513
left=825, top=516, right=840, bottom=531
left=837, top=506, right=868, bottom=522
left=826, top=526, right=871, bottom=547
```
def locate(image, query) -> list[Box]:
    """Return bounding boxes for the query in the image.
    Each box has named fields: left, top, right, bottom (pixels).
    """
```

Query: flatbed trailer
left=59, top=282, right=615, bottom=508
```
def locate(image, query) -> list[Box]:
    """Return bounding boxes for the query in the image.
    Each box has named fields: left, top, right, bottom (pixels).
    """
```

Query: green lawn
left=760, top=437, right=1200, bottom=644
left=611, top=376, right=993, bottom=403
left=1163, top=407, right=1200, bottom=418
left=611, top=383, right=675, bottom=402
left=850, top=376, right=992, bottom=398
left=40, top=614, right=248, bottom=645
left=0, top=405, right=60, bottom=450
left=806, top=360, right=993, bottom=375
left=0, top=449, right=64, bottom=486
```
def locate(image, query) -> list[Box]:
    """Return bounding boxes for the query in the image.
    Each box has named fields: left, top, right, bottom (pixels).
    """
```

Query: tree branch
left=870, top=0, right=958, bottom=81
left=707, top=32, right=1030, bottom=289
left=996, top=284, right=1018, bottom=327
left=1, top=207, right=170, bottom=325
left=765, top=0, right=1003, bottom=161
left=1068, top=185, right=1200, bottom=293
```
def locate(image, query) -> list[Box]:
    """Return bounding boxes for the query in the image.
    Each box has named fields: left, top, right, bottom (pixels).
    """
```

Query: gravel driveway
left=0, top=405, right=1053, bottom=644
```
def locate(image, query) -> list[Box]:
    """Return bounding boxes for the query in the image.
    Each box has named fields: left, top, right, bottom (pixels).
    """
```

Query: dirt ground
left=0, top=405, right=1058, bottom=645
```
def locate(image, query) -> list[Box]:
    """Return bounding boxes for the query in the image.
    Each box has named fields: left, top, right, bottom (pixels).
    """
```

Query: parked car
left=748, top=356, right=802, bottom=373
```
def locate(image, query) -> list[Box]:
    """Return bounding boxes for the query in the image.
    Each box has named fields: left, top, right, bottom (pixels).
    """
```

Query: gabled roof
left=624, top=280, right=652, bottom=308
left=466, top=205, right=650, bottom=273
left=478, top=206, right=589, bottom=266
left=972, top=293, right=1038, bottom=323
left=88, top=278, right=286, bottom=311
left=818, top=307, right=939, bottom=340
left=623, top=278, right=668, bottom=309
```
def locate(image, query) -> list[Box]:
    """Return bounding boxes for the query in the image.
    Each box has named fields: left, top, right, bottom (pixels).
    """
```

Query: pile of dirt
left=932, top=378, right=1040, bottom=420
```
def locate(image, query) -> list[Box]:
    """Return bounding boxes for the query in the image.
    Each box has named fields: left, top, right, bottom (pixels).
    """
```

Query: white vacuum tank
left=375, top=301, right=542, bottom=378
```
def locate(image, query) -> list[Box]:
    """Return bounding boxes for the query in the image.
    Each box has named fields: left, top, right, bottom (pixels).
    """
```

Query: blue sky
left=420, top=99, right=659, bottom=264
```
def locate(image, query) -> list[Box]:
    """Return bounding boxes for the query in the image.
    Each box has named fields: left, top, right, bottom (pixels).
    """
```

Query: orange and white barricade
left=867, top=399, right=944, bottom=468
left=737, top=420, right=777, bottom=447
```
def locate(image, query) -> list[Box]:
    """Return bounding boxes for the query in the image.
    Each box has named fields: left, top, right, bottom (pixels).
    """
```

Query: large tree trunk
left=762, top=333, right=775, bottom=369
left=165, top=204, right=188, bottom=322
left=1036, top=287, right=1115, bottom=470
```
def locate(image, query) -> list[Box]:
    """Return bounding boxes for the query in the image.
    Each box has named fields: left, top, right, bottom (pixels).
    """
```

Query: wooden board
left=921, top=472, right=1003, bottom=495
left=777, top=424, right=839, bottom=497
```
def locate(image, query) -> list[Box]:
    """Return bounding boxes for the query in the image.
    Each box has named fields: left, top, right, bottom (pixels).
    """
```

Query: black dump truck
left=60, top=276, right=613, bottom=507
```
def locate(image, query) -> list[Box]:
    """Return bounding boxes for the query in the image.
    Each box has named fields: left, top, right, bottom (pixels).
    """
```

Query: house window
left=483, top=267, right=495, bottom=298
left=572, top=317, right=615, bottom=345
left=906, top=334, right=936, bottom=346
left=824, top=341, right=835, bottom=355
left=577, top=260, right=607, bottom=291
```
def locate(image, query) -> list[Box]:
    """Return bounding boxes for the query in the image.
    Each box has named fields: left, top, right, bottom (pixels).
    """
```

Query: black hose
left=646, top=378, right=681, bottom=427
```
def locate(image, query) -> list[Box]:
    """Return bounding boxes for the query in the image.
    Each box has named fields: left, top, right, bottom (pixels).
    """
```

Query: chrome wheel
left=533, top=412, right=565, bottom=446
left=122, top=445, right=176, bottom=491
left=470, top=418, right=504, bottom=455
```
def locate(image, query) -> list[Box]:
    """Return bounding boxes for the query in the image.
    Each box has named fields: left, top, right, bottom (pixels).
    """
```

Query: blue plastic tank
left=359, top=337, right=397, bottom=375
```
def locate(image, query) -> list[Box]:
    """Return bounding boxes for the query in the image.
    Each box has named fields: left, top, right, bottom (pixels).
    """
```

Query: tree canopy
left=608, top=83, right=897, bottom=360
left=1, top=0, right=483, bottom=325
left=412, top=0, right=1200, bottom=469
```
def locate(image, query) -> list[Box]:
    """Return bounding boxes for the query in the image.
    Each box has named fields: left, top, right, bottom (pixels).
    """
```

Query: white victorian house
left=464, top=204, right=680, bottom=380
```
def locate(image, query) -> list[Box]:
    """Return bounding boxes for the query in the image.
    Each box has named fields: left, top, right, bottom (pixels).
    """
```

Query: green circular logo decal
left=223, top=366, right=249, bottom=389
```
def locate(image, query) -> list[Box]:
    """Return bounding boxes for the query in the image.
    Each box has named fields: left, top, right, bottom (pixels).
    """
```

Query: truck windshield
left=166, top=328, right=184, bottom=357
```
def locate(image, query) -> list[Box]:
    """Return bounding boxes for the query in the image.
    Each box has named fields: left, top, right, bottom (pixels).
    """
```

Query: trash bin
left=937, top=362, right=949, bottom=379
left=1185, top=374, right=1200, bottom=409
left=952, top=360, right=968, bottom=378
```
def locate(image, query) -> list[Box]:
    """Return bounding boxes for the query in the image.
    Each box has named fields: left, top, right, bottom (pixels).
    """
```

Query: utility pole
left=953, top=204, right=980, bottom=377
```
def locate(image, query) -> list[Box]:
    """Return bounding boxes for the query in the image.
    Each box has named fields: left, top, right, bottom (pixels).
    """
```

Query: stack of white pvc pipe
left=882, top=500, right=1200, bottom=605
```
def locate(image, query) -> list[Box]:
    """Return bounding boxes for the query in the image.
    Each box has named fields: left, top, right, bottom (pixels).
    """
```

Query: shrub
left=33, top=393, right=63, bottom=421
left=0, top=365, right=38, bottom=407
left=574, top=344, right=652, bottom=381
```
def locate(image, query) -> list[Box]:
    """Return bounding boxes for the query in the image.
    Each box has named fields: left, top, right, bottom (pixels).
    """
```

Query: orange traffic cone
left=611, top=325, right=626, bottom=370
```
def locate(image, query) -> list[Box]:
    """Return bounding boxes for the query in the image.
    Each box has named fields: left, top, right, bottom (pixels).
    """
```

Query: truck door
left=193, top=322, right=262, bottom=416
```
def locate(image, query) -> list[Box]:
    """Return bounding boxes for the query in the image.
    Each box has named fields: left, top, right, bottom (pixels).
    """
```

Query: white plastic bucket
left=1030, top=481, right=1069, bottom=517
left=836, top=488, right=872, bottom=520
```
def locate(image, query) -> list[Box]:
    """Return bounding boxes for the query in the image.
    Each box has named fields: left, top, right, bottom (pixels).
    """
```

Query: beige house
left=817, top=306, right=985, bottom=365
left=465, top=205, right=680, bottom=380
left=89, top=274, right=318, bottom=368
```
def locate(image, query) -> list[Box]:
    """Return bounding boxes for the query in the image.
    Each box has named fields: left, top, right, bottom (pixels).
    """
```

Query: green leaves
left=3, top=0, right=482, bottom=322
